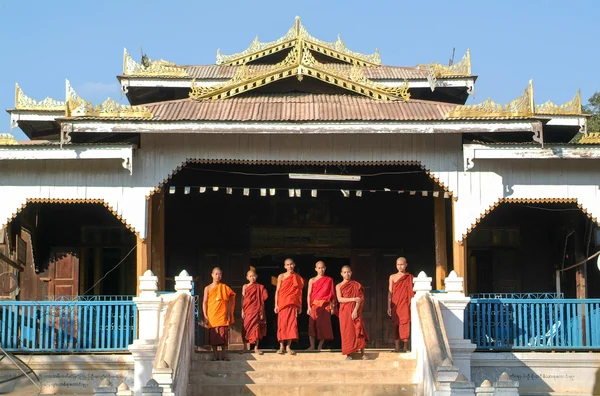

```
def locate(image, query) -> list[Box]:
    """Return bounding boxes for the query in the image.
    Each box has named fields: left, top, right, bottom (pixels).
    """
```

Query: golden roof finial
left=535, top=88, right=582, bottom=115
left=447, top=80, right=534, bottom=118
left=0, top=133, right=17, bottom=145
left=418, top=48, right=471, bottom=77
left=14, top=82, right=65, bottom=111
left=123, top=48, right=188, bottom=77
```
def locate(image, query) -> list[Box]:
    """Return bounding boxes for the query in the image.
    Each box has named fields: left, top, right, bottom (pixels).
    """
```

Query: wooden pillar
left=79, top=247, right=87, bottom=294
left=149, top=191, right=166, bottom=291
left=451, top=200, right=468, bottom=293
left=93, top=248, right=102, bottom=295
left=434, top=193, right=448, bottom=290
left=136, top=236, right=149, bottom=295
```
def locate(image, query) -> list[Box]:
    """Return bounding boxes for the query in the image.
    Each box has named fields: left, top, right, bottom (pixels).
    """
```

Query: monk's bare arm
left=336, top=283, right=362, bottom=304
left=227, top=295, right=234, bottom=323
left=274, top=274, right=283, bottom=313
left=202, top=286, right=209, bottom=323
left=387, top=275, right=393, bottom=316
left=306, top=278, right=314, bottom=315
left=241, top=284, right=247, bottom=319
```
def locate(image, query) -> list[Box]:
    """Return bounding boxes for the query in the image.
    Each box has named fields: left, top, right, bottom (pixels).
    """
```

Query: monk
left=306, top=261, right=335, bottom=351
left=387, top=257, right=415, bottom=353
left=336, top=265, right=368, bottom=360
left=202, top=267, right=235, bottom=361
left=274, top=258, right=304, bottom=355
left=240, top=269, right=268, bottom=355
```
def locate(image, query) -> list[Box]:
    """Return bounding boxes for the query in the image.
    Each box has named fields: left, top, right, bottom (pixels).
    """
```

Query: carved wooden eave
left=535, top=89, right=582, bottom=115
left=216, top=16, right=381, bottom=67
left=122, top=48, right=189, bottom=77
left=446, top=80, right=534, bottom=119
left=569, top=132, right=600, bottom=144
left=65, top=80, right=153, bottom=119
left=14, top=83, right=66, bottom=111
left=191, top=46, right=409, bottom=101
left=417, top=49, right=472, bottom=77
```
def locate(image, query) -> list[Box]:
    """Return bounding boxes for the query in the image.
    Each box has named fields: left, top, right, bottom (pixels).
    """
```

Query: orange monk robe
left=207, top=283, right=236, bottom=346
left=277, top=273, right=304, bottom=342
left=308, top=276, right=335, bottom=341
left=339, top=280, right=369, bottom=356
left=242, top=283, right=268, bottom=344
left=391, top=273, right=414, bottom=342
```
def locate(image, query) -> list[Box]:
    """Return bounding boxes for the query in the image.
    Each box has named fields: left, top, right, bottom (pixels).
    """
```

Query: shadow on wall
left=593, top=367, right=600, bottom=395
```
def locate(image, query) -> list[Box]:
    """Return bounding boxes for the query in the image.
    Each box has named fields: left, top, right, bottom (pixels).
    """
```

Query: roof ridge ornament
left=215, top=16, right=381, bottom=67
left=123, top=48, right=189, bottom=77
left=0, top=133, right=17, bottom=145
left=418, top=49, right=471, bottom=78
left=535, top=89, right=582, bottom=115
left=14, top=83, right=65, bottom=111
left=446, top=80, right=534, bottom=119
left=65, top=80, right=153, bottom=118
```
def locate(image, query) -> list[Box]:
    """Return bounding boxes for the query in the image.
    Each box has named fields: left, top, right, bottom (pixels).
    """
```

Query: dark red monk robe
left=308, top=276, right=335, bottom=341
left=242, top=283, right=268, bottom=344
left=339, top=280, right=369, bottom=355
left=277, top=273, right=304, bottom=342
left=390, top=273, right=414, bottom=341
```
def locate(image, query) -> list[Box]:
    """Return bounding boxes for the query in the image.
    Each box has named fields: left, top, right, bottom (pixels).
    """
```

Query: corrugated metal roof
left=181, top=64, right=431, bottom=80
left=143, top=94, right=456, bottom=122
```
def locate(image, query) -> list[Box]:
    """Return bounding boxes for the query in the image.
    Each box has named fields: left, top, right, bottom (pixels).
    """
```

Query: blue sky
left=1, top=0, right=599, bottom=140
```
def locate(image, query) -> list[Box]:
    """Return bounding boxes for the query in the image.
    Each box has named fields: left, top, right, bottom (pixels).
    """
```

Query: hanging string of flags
left=168, top=185, right=451, bottom=198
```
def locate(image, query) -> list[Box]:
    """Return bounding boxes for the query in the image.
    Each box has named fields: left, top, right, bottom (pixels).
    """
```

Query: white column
left=174, top=270, right=193, bottom=294
left=141, top=379, right=163, bottom=396
left=411, top=272, right=433, bottom=388
left=449, top=374, right=476, bottom=395
left=435, top=271, right=477, bottom=381
left=475, top=380, right=495, bottom=396
left=117, top=383, right=134, bottom=396
left=493, top=372, right=519, bottom=395
left=129, top=270, right=162, bottom=396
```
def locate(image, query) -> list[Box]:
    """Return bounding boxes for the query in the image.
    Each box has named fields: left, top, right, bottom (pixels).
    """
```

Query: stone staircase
left=187, top=350, right=420, bottom=396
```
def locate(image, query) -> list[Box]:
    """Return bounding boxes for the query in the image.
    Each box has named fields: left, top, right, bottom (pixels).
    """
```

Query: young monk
left=387, top=257, right=415, bottom=353
left=240, top=269, right=268, bottom=355
left=274, top=258, right=304, bottom=355
left=306, top=261, right=335, bottom=351
left=336, top=265, right=369, bottom=360
left=202, top=267, right=235, bottom=361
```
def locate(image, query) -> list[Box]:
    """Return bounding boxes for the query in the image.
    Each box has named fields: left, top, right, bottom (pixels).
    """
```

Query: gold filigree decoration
left=192, top=43, right=408, bottom=102
left=535, top=89, right=582, bottom=115
left=418, top=49, right=471, bottom=77
left=14, top=83, right=65, bottom=111
left=569, top=132, right=600, bottom=144
left=216, top=16, right=381, bottom=67
left=123, top=48, right=189, bottom=77
left=66, top=80, right=152, bottom=118
left=0, top=133, right=17, bottom=145
left=446, top=80, right=534, bottom=119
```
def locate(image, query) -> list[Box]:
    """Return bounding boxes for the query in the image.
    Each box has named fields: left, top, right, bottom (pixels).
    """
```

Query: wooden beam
left=149, top=191, right=166, bottom=291
left=434, top=193, right=448, bottom=290
left=136, top=236, right=149, bottom=295
left=451, top=200, right=467, bottom=293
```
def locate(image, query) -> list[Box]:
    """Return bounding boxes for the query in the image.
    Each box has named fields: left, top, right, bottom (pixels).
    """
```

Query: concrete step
left=190, top=368, right=415, bottom=384
left=193, top=350, right=415, bottom=362
left=192, top=358, right=415, bottom=371
left=187, top=383, right=419, bottom=396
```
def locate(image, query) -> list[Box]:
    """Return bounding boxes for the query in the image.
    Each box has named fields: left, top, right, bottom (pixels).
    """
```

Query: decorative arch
left=146, top=158, right=456, bottom=200
left=2, top=198, right=139, bottom=236
left=461, top=198, right=598, bottom=241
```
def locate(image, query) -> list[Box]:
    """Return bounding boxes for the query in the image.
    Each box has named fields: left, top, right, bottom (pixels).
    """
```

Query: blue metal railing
left=0, top=300, right=137, bottom=352
left=43, top=295, right=134, bottom=302
left=465, top=298, right=600, bottom=350
left=469, top=293, right=564, bottom=300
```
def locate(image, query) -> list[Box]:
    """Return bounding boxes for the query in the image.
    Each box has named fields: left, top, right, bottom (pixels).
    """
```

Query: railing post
left=117, top=383, right=134, bottom=396
left=449, top=374, right=476, bottom=395
left=493, top=372, right=519, bottom=395
left=93, top=379, right=117, bottom=396
left=174, top=270, right=193, bottom=294
left=141, top=379, right=163, bottom=396
left=435, top=270, right=477, bottom=381
left=475, top=379, right=495, bottom=396
left=411, top=271, right=432, bottom=388
left=129, top=270, right=162, bottom=396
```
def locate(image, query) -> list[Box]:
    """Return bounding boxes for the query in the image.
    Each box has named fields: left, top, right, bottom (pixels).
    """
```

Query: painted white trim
left=64, top=120, right=540, bottom=135
left=463, top=143, right=600, bottom=170
left=0, top=144, right=134, bottom=174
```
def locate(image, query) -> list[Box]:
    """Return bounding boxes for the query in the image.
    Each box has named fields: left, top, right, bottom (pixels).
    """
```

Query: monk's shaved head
left=316, top=261, right=326, bottom=267
left=247, top=269, right=257, bottom=276
left=341, top=265, right=352, bottom=271
left=396, top=257, right=407, bottom=264
left=212, top=267, right=222, bottom=274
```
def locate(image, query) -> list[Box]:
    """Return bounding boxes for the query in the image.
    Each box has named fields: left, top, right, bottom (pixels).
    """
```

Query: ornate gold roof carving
left=535, top=89, right=582, bottom=115
left=191, top=44, right=408, bottom=102
left=0, top=133, right=17, bottom=145
left=569, top=132, right=600, bottom=144
left=418, top=49, right=471, bottom=77
left=14, top=83, right=65, bottom=111
left=66, top=80, right=153, bottom=118
left=446, top=80, right=534, bottom=119
left=216, top=16, right=381, bottom=67
left=123, top=48, right=189, bottom=77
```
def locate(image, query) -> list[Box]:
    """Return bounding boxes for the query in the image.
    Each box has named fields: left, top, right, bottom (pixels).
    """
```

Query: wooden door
left=48, top=253, right=79, bottom=298
left=350, top=250, right=378, bottom=348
